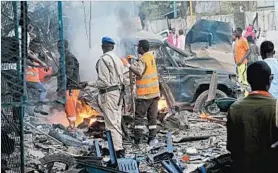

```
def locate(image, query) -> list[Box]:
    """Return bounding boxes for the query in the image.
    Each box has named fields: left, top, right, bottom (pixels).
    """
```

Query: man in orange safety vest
left=26, top=43, right=49, bottom=115
left=121, top=40, right=160, bottom=146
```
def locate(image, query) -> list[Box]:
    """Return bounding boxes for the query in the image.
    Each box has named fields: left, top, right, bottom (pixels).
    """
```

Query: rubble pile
left=124, top=111, right=229, bottom=173
left=19, top=109, right=230, bottom=173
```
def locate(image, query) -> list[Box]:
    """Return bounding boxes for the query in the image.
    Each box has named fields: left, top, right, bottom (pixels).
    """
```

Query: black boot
left=134, top=129, right=143, bottom=145
left=148, top=129, right=158, bottom=146
left=101, top=147, right=110, bottom=156
left=116, top=149, right=125, bottom=158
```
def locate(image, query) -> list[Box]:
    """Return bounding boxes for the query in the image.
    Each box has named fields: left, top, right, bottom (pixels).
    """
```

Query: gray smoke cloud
left=63, top=1, right=140, bottom=81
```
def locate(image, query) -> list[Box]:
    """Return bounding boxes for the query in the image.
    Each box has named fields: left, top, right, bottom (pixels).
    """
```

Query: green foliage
left=140, top=1, right=174, bottom=20
left=139, top=1, right=257, bottom=20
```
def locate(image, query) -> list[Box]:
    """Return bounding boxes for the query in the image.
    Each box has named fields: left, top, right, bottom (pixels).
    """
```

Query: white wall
left=146, top=9, right=278, bottom=53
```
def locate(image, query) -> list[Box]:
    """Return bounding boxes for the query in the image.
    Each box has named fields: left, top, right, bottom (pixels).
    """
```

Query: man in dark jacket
left=246, top=35, right=259, bottom=66
left=227, top=61, right=278, bottom=173
left=57, top=40, right=81, bottom=130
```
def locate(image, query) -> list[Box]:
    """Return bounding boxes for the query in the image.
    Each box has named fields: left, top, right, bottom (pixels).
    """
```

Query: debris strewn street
left=19, top=108, right=230, bottom=173
left=2, top=1, right=278, bottom=173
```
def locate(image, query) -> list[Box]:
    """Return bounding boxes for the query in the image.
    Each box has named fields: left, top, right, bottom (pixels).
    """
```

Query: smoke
left=63, top=2, right=140, bottom=81
left=46, top=110, right=69, bottom=126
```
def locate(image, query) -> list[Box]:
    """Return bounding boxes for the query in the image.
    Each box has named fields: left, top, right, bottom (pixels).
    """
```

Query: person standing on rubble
left=57, top=40, right=82, bottom=131
left=83, top=37, right=125, bottom=157
left=121, top=40, right=160, bottom=146
left=227, top=61, right=278, bottom=173
left=262, top=41, right=278, bottom=99
left=26, top=39, right=49, bottom=115
left=234, top=27, right=251, bottom=87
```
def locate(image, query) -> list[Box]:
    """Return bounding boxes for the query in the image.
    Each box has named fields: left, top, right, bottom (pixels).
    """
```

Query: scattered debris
left=17, top=106, right=230, bottom=173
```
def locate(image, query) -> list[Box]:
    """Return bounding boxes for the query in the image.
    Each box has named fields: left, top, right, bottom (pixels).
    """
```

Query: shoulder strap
left=101, top=53, right=123, bottom=85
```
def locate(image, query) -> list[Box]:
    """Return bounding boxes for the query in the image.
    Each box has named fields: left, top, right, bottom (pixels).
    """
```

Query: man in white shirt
left=177, top=29, right=185, bottom=50
left=261, top=41, right=278, bottom=99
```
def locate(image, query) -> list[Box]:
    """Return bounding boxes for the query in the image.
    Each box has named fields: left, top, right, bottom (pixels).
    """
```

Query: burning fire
left=46, top=100, right=100, bottom=127
left=76, top=100, right=100, bottom=126
left=200, top=112, right=209, bottom=119
left=158, top=98, right=168, bottom=112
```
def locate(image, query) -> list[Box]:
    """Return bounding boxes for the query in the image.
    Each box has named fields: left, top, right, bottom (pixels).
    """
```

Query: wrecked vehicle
left=121, top=19, right=239, bottom=115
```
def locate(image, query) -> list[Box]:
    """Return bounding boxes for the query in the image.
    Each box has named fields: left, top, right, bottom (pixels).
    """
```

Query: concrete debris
left=186, top=148, right=198, bottom=155
left=21, top=109, right=229, bottom=173
left=27, top=149, right=45, bottom=158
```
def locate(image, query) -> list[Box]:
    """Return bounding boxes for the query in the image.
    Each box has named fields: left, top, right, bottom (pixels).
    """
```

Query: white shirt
left=177, top=35, right=185, bottom=50
left=264, top=57, right=278, bottom=99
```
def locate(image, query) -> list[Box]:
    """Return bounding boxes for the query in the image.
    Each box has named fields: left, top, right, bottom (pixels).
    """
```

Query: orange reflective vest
left=26, top=63, right=40, bottom=83
left=38, top=67, right=53, bottom=82
left=136, top=52, right=160, bottom=96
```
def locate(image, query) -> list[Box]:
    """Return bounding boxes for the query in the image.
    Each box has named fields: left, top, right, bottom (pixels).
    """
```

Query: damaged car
left=120, top=19, right=239, bottom=115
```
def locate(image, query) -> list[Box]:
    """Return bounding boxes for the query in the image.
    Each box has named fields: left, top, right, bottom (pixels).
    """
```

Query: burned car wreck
left=120, top=19, right=239, bottom=116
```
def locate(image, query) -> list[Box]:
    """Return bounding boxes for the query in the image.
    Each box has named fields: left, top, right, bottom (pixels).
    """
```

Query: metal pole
left=173, top=1, right=177, bottom=18
left=20, top=1, right=28, bottom=172
left=189, top=0, right=194, bottom=27
left=13, top=2, right=19, bottom=41
left=58, top=1, right=66, bottom=104
left=106, top=131, right=118, bottom=166
left=12, top=1, right=20, bottom=79
left=89, top=1, right=92, bottom=48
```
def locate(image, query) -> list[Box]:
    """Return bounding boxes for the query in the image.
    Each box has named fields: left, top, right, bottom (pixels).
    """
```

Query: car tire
left=194, top=89, right=227, bottom=115
left=39, top=153, right=76, bottom=172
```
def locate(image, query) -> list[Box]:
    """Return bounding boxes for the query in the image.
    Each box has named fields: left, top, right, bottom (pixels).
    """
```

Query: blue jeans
left=26, top=82, right=47, bottom=102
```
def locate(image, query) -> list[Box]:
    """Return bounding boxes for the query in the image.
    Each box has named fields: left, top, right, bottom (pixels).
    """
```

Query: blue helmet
left=102, top=37, right=116, bottom=45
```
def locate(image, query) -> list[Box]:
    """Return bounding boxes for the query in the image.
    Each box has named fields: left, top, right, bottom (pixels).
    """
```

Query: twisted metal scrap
left=79, top=87, right=102, bottom=115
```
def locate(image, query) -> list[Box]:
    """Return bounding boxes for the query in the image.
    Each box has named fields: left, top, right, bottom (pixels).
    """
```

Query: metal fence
left=1, top=1, right=66, bottom=172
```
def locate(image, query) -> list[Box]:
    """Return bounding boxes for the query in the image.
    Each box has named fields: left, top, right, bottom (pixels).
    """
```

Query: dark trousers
left=134, top=97, right=159, bottom=141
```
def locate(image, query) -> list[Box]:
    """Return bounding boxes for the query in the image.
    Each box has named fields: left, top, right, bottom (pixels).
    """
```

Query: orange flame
left=76, top=100, right=100, bottom=126
left=200, top=112, right=208, bottom=119
left=158, top=99, right=168, bottom=112
left=46, top=100, right=101, bottom=127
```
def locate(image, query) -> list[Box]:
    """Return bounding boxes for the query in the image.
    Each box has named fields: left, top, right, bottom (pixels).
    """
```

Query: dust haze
left=63, top=1, right=139, bottom=82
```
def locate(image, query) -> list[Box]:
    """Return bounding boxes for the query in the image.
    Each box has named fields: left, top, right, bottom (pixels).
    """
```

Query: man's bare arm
left=129, top=65, right=142, bottom=77
left=28, top=51, right=47, bottom=67
left=26, top=59, right=42, bottom=67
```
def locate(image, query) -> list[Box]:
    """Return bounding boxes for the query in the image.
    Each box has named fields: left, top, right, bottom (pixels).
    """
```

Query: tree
left=139, top=1, right=177, bottom=20
left=180, top=1, right=188, bottom=19
left=1, top=1, right=15, bottom=36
